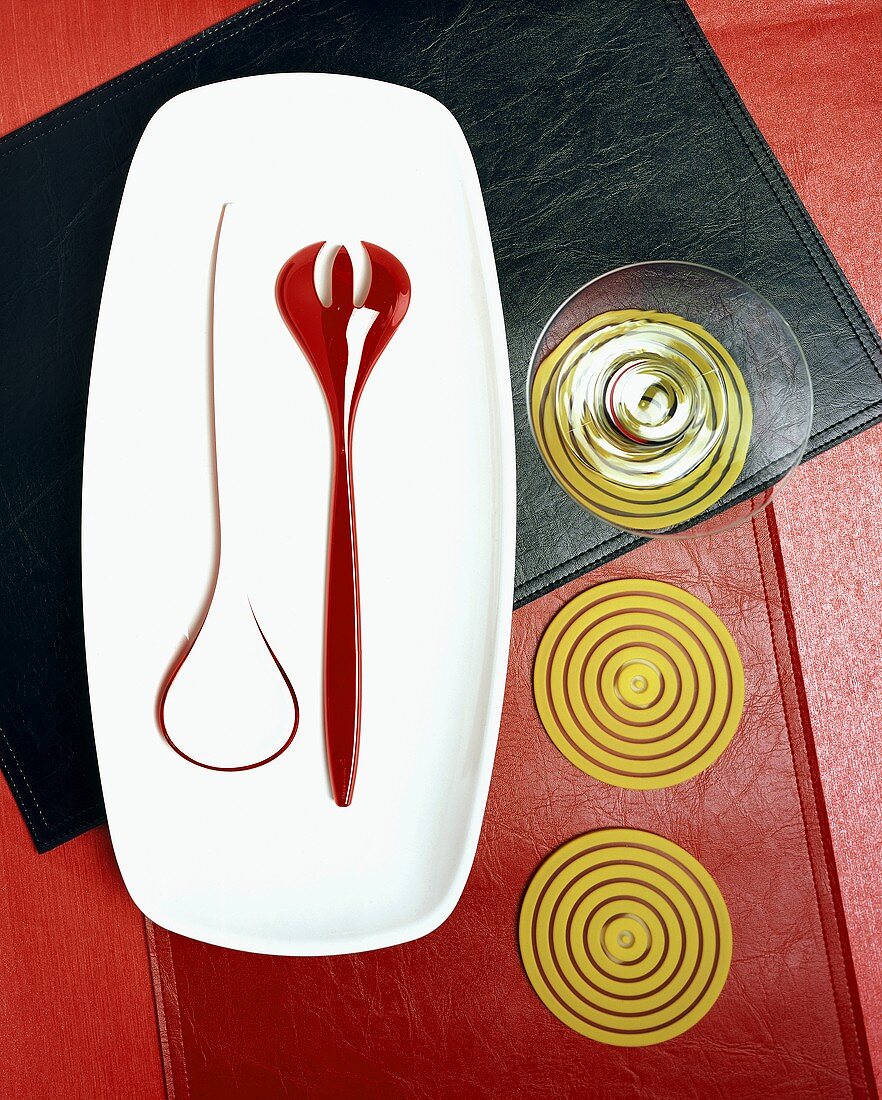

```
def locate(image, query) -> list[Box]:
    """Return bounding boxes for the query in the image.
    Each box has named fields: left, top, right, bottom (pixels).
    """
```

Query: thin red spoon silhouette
left=157, top=204, right=299, bottom=770
left=276, top=242, right=410, bottom=805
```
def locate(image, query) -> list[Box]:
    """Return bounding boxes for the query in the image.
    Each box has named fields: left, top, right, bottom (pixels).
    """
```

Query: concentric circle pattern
left=534, top=579, right=744, bottom=789
left=529, top=309, right=753, bottom=533
left=519, top=829, right=732, bottom=1046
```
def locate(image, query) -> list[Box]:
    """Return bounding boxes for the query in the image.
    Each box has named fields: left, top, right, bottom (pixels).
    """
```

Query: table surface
left=0, top=1, right=879, bottom=1096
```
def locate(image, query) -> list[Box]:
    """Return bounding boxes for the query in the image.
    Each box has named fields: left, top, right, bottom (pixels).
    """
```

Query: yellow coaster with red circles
left=519, top=828, right=732, bottom=1046
left=533, top=578, right=744, bottom=789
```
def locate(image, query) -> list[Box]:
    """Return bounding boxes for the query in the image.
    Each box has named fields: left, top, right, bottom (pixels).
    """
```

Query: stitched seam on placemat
left=664, top=0, right=882, bottom=378
left=517, top=526, right=632, bottom=594
left=162, top=931, right=191, bottom=1100
left=513, top=535, right=638, bottom=608
left=37, top=813, right=106, bottom=850
left=0, top=723, right=104, bottom=846
left=752, top=511, right=872, bottom=1096
left=0, top=0, right=296, bottom=159
left=805, top=398, right=882, bottom=451
left=145, top=920, right=190, bottom=1100
left=144, top=923, right=174, bottom=1100
left=0, top=730, right=44, bottom=835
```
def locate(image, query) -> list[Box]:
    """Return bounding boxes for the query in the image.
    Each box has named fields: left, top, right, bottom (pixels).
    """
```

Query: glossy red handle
left=325, top=436, right=360, bottom=806
left=276, top=243, right=410, bottom=806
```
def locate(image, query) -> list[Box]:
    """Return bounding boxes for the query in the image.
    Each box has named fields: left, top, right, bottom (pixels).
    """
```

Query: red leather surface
left=0, top=783, right=164, bottom=1100
left=0, top=0, right=247, bottom=136
left=149, top=510, right=873, bottom=1099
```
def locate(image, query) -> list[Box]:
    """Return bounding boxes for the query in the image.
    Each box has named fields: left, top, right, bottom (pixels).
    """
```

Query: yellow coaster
left=534, top=579, right=743, bottom=789
left=519, top=828, right=732, bottom=1046
left=530, top=310, right=752, bottom=532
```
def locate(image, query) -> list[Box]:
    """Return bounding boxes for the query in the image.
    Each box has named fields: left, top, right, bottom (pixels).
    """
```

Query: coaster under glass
left=527, top=261, right=813, bottom=538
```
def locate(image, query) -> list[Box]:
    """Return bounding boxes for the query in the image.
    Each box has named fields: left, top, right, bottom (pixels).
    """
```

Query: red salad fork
left=276, top=242, right=411, bottom=805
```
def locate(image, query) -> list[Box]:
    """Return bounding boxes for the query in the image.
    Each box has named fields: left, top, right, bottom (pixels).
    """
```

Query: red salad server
left=276, top=242, right=410, bottom=805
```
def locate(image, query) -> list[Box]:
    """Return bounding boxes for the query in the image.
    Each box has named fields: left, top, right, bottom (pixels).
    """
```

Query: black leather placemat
left=2, top=0, right=881, bottom=850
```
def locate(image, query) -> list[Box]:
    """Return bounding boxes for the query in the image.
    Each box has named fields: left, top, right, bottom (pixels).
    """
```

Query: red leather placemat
left=147, top=507, right=874, bottom=1099
left=775, top=423, right=882, bottom=1080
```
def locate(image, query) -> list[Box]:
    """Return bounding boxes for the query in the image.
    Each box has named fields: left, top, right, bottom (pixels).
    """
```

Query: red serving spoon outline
left=276, top=242, right=411, bottom=806
left=157, top=603, right=299, bottom=771
left=156, top=204, right=299, bottom=771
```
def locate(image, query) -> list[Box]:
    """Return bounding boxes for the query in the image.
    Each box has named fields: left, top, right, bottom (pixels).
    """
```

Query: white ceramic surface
left=82, top=74, right=514, bottom=955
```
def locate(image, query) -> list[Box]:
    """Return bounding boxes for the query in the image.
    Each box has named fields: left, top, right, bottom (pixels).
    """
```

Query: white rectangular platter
left=82, top=74, right=514, bottom=955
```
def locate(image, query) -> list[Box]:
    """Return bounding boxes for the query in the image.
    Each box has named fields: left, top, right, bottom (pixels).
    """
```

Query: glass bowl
left=526, top=261, right=813, bottom=538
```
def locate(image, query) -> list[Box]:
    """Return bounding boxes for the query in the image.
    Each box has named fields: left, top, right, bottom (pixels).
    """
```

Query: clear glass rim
left=525, top=259, right=815, bottom=539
